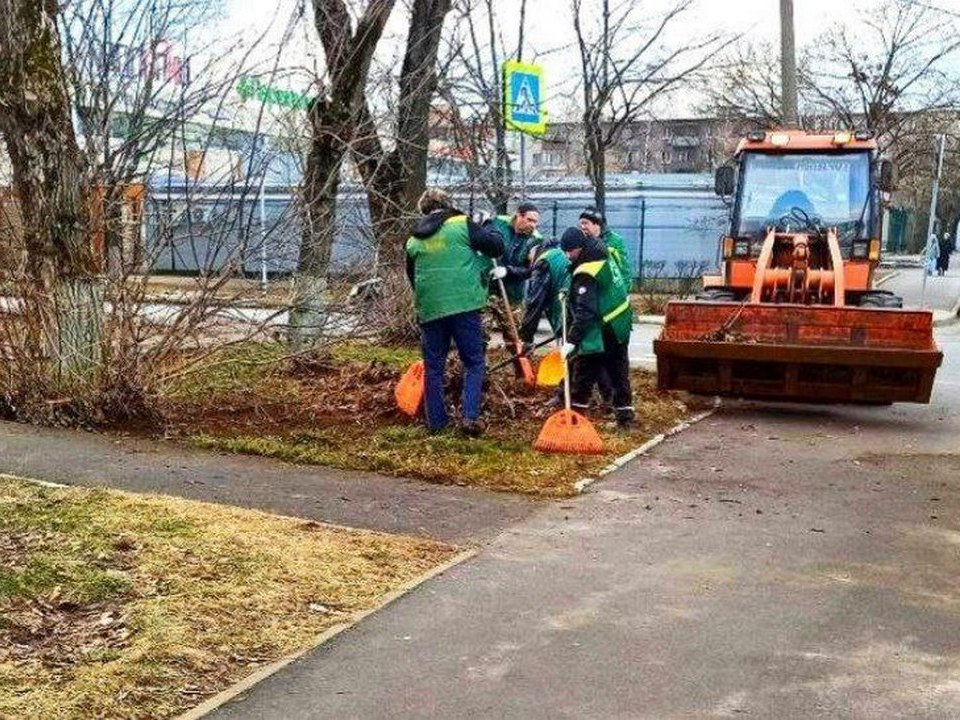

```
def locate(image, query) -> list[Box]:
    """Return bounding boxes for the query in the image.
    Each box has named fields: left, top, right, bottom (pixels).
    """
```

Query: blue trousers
left=420, top=310, right=485, bottom=431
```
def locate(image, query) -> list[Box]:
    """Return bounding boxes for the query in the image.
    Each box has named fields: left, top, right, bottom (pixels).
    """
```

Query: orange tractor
left=654, top=129, right=942, bottom=404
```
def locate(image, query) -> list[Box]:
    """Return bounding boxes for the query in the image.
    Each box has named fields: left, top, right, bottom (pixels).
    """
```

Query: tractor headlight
left=734, top=240, right=750, bottom=257
left=852, top=243, right=869, bottom=259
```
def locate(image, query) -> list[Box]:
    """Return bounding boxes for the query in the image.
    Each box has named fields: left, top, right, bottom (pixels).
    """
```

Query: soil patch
left=158, top=342, right=709, bottom=497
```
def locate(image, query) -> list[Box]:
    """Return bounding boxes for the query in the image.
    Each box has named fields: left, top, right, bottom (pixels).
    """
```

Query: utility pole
left=921, top=133, right=947, bottom=309
left=780, top=0, right=798, bottom=128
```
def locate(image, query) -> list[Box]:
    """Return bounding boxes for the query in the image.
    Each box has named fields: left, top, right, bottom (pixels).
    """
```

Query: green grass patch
left=328, top=342, right=421, bottom=370
left=0, top=476, right=456, bottom=720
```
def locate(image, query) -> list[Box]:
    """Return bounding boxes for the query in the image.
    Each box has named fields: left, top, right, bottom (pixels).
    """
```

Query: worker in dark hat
left=559, top=226, right=635, bottom=428
left=578, top=207, right=631, bottom=294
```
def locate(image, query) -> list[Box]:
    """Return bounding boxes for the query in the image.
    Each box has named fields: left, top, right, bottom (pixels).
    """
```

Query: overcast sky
left=218, top=0, right=955, bottom=119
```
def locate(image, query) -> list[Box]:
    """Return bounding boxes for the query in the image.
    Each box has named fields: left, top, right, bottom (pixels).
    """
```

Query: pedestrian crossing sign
left=503, top=60, right=546, bottom=137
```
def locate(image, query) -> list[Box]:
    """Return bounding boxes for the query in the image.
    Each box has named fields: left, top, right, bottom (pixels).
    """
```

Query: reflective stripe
left=603, top=299, right=630, bottom=323
left=574, top=260, right=605, bottom=277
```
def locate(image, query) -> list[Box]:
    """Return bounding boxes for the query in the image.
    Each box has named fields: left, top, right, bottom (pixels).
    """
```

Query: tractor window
left=736, top=152, right=871, bottom=240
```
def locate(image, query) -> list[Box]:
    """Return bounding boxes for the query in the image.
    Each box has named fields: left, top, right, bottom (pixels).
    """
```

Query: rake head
left=533, top=408, right=604, bottom=455
left=395, top=361, right=424, bottom=417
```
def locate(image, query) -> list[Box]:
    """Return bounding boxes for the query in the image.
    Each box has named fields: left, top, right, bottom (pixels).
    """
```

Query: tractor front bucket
left=654, top=301, right=943, bottom=404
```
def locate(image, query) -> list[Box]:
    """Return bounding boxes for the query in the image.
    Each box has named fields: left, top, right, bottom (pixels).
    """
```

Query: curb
left=177, top=547, right=479, bottom=720
left=572, top=403, right=719, bottom=494
left=874, top=270, right=899, bottom=288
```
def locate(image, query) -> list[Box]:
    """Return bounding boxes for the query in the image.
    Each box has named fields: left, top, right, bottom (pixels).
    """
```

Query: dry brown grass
left=159, top=342, right=707, bottom=498
left=0, top=476, right=456, bottom=720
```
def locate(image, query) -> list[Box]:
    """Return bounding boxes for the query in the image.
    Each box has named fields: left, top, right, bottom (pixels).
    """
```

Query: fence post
left=637, top=198, right=646, bottom=287
left=552, top=199, right=558, bottom=238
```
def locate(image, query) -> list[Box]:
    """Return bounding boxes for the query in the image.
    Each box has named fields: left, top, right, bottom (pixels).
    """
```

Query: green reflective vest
left=540, top=247, right=570, bottom=336
left=406, top=215, right=488, bottom=324
left=603, top=228, right=632, bottom=294
left=573, top=258, right=633, bottom=354
left=487, top=215, right=542, bottom=304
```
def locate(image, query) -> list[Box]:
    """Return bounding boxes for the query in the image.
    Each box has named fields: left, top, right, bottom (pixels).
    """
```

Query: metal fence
left=144, top=173, right=730, bottom=281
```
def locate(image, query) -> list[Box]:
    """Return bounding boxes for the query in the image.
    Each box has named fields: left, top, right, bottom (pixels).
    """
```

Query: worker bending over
left=406, top=189, right=504, bottom=436
left=559, top=227, right=635, bottom=429
left=518, top=239, right=570, bottom=353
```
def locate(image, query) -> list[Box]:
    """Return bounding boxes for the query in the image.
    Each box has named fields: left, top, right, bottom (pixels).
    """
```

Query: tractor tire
left=697, top=288, right=737, bottom=302
left=859, top=291, right=903, bottom=309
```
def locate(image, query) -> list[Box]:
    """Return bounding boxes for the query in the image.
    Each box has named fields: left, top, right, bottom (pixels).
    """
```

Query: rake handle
left=488, top=334, right=556, bottom=374
left=560, top=291, right=571, bottom=412
left=493, top=260, right=525, bottom=370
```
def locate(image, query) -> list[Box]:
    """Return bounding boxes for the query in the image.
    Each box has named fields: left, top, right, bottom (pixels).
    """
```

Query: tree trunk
left=355, top=0, right=452, bottom=273
left=584, top=112, right=607, bottom=213
left=290, top=100, right=351, bottom=349
left=0, top=0, right=103, bottom=387
left=292, top=0, right=395, bottom=349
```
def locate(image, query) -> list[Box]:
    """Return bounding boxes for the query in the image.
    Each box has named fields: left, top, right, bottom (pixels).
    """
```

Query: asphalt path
left=210, top=323, right=960, bottom=718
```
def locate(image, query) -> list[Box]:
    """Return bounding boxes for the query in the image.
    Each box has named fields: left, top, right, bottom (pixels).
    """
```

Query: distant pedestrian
left=406, top=189, right=504, bottom=436
left=937, top=233, right=952, bottom=276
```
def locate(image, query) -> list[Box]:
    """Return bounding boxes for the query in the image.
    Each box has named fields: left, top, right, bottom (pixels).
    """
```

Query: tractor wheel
left=697, top=288, right=737, bottom=302
left=859, top=291, right=903, bottom=309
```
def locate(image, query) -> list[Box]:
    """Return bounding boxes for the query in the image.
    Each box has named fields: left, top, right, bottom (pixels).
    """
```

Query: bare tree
left=697, top=41, right=785, bottom=127
left=571, top=0, right=731, bottom=212
left=436, top=0, right=515, bottom=213
left=804, top=0, right=960, bottom=156
left=0, top=0, right=101, bottom=383
left=351, top=0, right=453, bottom=272
left=292, top=0, right=395, bottom=348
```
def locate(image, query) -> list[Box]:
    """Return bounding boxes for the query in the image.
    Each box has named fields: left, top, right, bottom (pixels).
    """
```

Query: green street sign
left=237, top=76, right=311, bottom=110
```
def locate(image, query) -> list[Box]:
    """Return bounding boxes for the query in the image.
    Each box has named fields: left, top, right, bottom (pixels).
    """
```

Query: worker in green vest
left=578, top=207, right=631, bottom=294
left=406, top=189, right=505, bottom=436
left=559, top=227, right=635, bottom=428
left=486, top=202, right=544, bottom=304
left=518, top=239, right=570, bottom=349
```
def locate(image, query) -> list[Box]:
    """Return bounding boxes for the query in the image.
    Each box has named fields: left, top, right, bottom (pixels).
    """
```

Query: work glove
left=560, top=342, right=576, bottom=360
left=489, top=266, right=508, bottom=281
left=473, top=210, right=492, bottom=225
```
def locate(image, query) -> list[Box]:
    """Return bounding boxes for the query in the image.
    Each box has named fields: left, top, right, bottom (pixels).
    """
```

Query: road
left=207, top=310, right=960, bottom=718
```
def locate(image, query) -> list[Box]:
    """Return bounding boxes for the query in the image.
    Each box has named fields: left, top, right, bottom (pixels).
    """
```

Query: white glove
left=473, top=210, right=492, bottom=224
left=490, top=266, right=508, bottom=281
left=560, top=342, right=576, bottom=360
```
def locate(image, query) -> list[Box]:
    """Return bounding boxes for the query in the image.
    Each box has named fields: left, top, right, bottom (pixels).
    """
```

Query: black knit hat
left=579, top=207, right=604, bottom=226
left=516, top=201, right=540, bottom=215
left=560, top=227, right=589, bottom=252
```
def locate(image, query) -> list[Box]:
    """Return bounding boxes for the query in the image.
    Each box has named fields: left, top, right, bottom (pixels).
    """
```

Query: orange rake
left=395, top=360, right=425, bottom=417
left=533, top=294, right=603, bottom=455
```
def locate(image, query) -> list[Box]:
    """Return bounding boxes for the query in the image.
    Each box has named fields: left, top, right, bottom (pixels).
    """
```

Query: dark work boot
left=460, top=418, right=486, bottom=438
left=615, top=406, right=636, bottom=430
